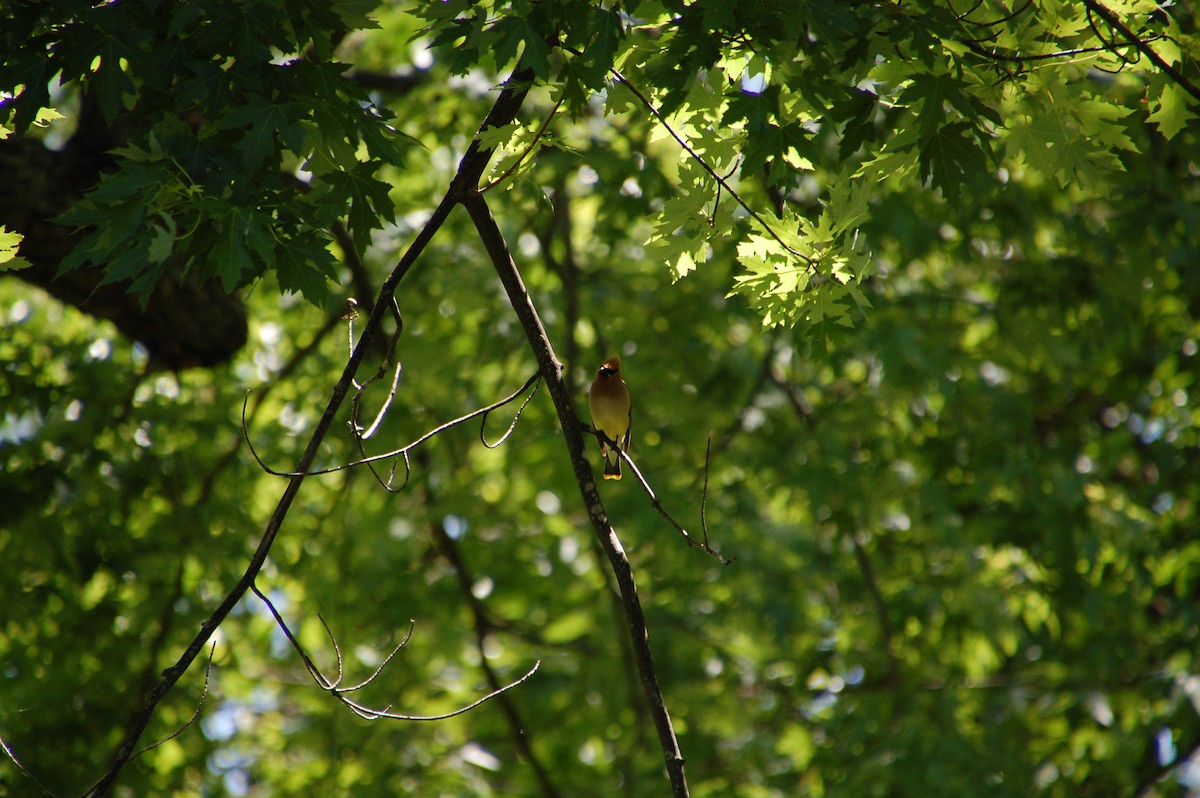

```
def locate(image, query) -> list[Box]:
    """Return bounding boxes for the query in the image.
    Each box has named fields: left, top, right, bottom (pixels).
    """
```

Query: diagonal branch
left=1081, top=0, right=1200, bottom=103
left=461, top=189, right=690, bottom=798
left=0, top=736, right=58, bottom=798
left=84, top=68, right=536, bottom=798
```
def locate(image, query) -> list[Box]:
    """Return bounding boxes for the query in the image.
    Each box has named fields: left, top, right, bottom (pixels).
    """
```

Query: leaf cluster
left=2, top=0, right=409, bottom=307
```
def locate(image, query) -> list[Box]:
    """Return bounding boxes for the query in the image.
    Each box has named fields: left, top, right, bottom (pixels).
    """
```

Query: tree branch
left=1081, top=0, right=1200, bottom=103
left=461, top=190, right=690, bottom=797
left=85, top=68, right=536, bottom=797
left=241, top=371, right=540, bottom=483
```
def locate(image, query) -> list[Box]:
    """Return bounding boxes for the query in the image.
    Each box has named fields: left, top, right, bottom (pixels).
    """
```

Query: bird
left=588, top=356, right=632, bottom=480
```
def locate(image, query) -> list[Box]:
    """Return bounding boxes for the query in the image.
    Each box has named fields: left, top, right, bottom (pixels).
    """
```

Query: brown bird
left=588, top=356, right=632, bottom=480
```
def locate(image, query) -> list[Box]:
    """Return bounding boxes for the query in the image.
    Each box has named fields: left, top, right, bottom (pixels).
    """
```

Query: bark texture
left=0, top=107, right=247, bottom=371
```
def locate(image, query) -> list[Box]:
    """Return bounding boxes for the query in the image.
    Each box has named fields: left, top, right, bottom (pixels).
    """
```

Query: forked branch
left=84, top=68, right=537, bottom=798
left=250, top=583, right=540, bottom=722
left=588, top=426, right=735, bottom=565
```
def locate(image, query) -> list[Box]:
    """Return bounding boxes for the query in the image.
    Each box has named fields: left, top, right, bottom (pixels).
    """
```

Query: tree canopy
left=2, top=1, right=1200, bottom=796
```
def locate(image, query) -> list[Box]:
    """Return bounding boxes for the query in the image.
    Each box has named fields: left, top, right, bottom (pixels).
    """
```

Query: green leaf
left=1073, top=97, right=1137, bottom=152
left=331, top=0, right=382, bottom=30
left=1147, top=82, right=1198, bottom=141
left=0, top=227, right=30, bottom=272
left=919, top=122, right=988, bottom=202
left=830, top=87, right=879, bottom=158
left=491, top=15, right=553, bottom=79
left=583, top=8, right=625, bottom=83
left=902, top=71, right=970, bottom=132
left=33, top=107, right=65, bottom=128
left=275, top=232, right=337, bottom=307
left=744, top=122, right=814, bottom=180
left=93, top=40, right=138, bottom=122
left=146, top=215, right=176, bottom=265
left=317, top=162, right=396, bottom=253
left=724, top=84, right=781, bottom=134
left=218, top=99, right=310, bottom=173
left=212, top=213, right=254, bottom=292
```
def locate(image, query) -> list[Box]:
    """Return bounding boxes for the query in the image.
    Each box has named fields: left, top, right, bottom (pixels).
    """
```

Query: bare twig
left=26, top=645, right=221, bottom=798
left=132, top=644, right=217, bottom=757
left=240, top=371, right=541, bottom=482
left=250, top=584, right=539, bottom=722
left=0, top=735, right=59, bottom=797
left=347, top=297, right=404, bottom=417
left=951, top=0, right=1034, bottom=29
left=481, top=372, right=542, bottom=448
left=700, top=434, right=715, bottom=552
left=352, top=357, right=403, bottom=441
left=960, top=38, right=1124, bottom=64
left=589, top=426, right=735, bottom=565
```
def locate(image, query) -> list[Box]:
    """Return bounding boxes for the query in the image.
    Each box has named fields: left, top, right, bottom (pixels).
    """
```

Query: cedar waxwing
left=588, top=356, right=632, bottom=480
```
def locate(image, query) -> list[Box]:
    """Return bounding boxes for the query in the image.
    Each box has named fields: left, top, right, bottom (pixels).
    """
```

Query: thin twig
left=700, top=434, right=714, bottom=552
left=481, top=372, right=542, bottom=448
left=251, top=583, right=538, bottom=722
left=353, top=358, right=403, bottom=441
left=0, top=736, right=59, bottom=797
left=952, top=0, right=1034, bottom=28
left=241, top=371, right=541, bottom=480
left=132, top=644, right=217, bottom=756
left=606, top=64, right=815, bottom=268
left=590, top=425, right=735, bottom=564
left=961, top=38, right=1124, bottom=64
left=348, top=297, right=403, bottom=401
left=1081, top=0, right=1200, bottom=103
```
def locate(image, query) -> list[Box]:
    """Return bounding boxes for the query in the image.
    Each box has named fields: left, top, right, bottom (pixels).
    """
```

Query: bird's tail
left=603, top=447, right=622, bottom=480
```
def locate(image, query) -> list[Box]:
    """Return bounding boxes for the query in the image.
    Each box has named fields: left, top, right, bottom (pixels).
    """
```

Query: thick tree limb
left=462, top=191, right=690, bottom=798
left=0, top=113, right=247, bottom=371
